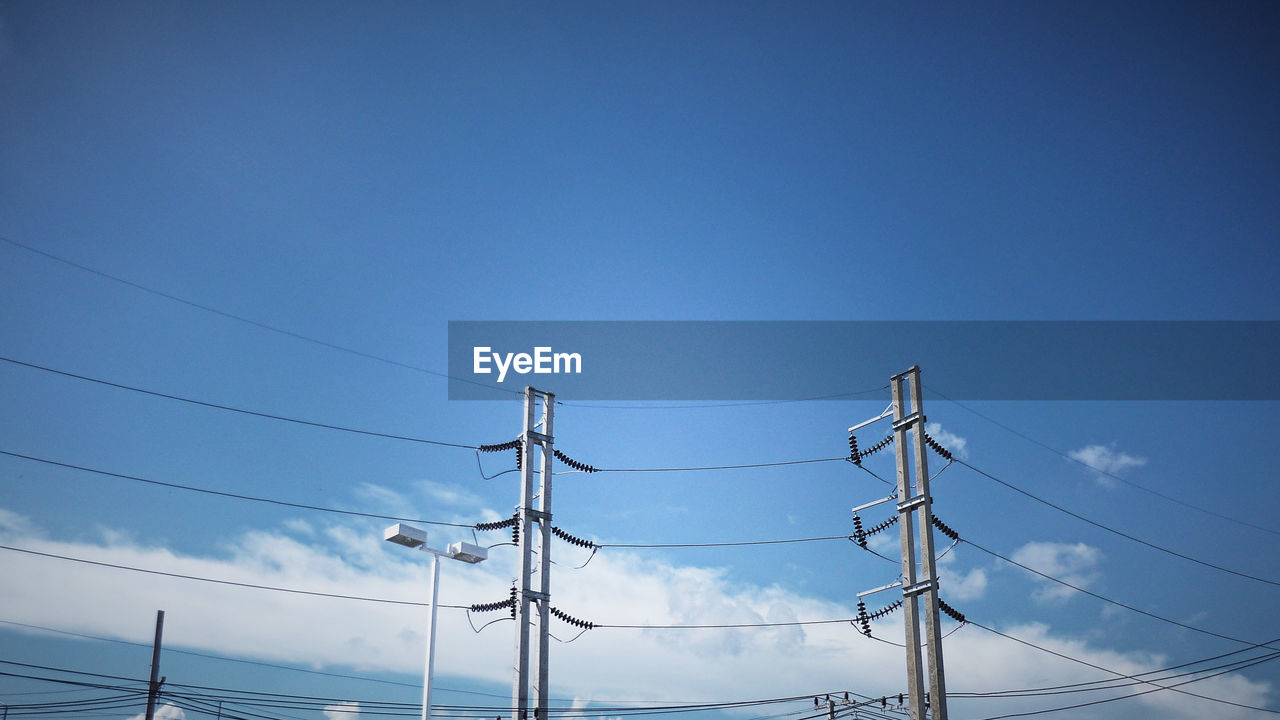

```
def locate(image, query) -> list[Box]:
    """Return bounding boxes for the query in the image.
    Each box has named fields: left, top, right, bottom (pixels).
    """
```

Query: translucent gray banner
left=447, top=321, right=1280, bottom=400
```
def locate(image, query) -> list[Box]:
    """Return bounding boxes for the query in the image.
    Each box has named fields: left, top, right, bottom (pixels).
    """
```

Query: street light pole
left=422, top=551, right=441, bottom=720
left=385, top=523, right=487, bottom=720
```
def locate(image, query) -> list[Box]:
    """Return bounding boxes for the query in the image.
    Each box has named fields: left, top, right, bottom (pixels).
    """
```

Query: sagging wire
left=476, top=439, right=523, bottom=479
left=550, top=628, right=591, bottom=644
left=467, top=611, right=514, bottom=635
left=929, top=458, right=954, bottom=483
left=854, top=462, right=894, bottom=487
left=551, top=546, right=598, bottom=570
left=474, top=449, right=519, bottom=481
left=860, top=622, right=969, bottom=649
left=468, top=586, right=517, bottom=633
left=935, top=538, right=960, bottom=562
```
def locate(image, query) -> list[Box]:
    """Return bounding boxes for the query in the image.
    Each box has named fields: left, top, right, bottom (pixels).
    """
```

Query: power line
left=965, top=622, right=1280, bottom=719
left=962, top=538, right=1272, bottom=648
left=558, top=386, right=890, bottom=410
left=597, top=457, right=848, bottom=473
left=927, top=385, right=1280, bottom=538
left=0, top=449, right=476, bottom=528
left=0, top=545, right=859, bottom=630
left=954, top=635, right=1280, bottom=700
left=0, top=659, right=146, bottom=687
left=154, top=675, right=838, bottom=718
left=0, top=544, right=462, bottom=608
left=0, top=619, right=427, bottom=693
left=2, top=449, right=878, bottom=550
left=593, top=618, right=856, bottom=630
left=3, top=354, right=857, bottom=476
left=955, top=458, right=1280, bottom=588
left=597, top=535, right=853, bottom=549
left=0, top=355, right=479, bottom=450
left=0, top=234, right=517, bottom=398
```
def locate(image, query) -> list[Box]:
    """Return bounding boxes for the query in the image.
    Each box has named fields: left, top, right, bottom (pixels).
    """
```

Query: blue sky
left=1, top=2, right=1279, bottom=720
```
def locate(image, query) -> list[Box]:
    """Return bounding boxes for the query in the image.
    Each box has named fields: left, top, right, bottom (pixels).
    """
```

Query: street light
left=384, top=523, right=488, bottom=720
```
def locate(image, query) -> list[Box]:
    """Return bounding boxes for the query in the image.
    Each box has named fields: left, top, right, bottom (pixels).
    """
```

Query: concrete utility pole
left=513, top=387, right=554, bottom=720
left=144, top=610, right=165, bottom=720
left=890, top=367, right=948, bottom=720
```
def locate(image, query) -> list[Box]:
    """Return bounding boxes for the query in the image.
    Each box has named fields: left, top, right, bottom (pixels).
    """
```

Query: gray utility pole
left=513, top=387, right=555, bottom=720
left=890, top=367, right=948, bottom=720
left=144, top=610, right=165, bottom=720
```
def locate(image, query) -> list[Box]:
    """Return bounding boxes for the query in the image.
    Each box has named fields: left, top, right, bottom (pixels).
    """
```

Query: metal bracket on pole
left=896, top=495, right=928, bottom=514
left=857, top=580, right=903, bottom=599
left=526, top=430, right=553, bottom=445
left=892, top=411, right=926, bottom=432
left=903, top=579, right=937, bottom=598
left=849, top=403, right=894, bottom=433
left=853, top=494, right=897, bottom=514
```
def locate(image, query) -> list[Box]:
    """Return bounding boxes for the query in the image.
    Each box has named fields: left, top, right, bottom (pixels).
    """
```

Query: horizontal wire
left=598, top=457, right=848, bottom=473
left=595, top=618, right=856, bottom=630
left=559, top=386, right=890, bottom=410
left=598, top=535, right=852, bottom=549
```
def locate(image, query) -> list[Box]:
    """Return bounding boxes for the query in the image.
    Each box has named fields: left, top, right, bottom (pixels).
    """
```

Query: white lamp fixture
left=384, top=522, right=487, bottom=720
left=385, top=523, right=428, bottom=548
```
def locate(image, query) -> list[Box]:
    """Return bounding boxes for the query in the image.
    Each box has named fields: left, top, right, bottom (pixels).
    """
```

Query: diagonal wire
left=0, top=355, right=478, bottom=449
left=956, top=458, right=1280, bottom=588
left=927, top=385, right=1280, bottom=537
left=0, top=234, right=517, bottom=397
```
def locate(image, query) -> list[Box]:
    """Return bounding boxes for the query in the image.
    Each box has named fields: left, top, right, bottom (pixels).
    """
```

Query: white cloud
left=941, top=566, right=988, bottom=601
left=127, top=704, right=185, bottom=720
left=324, top=701, right=360, bottom=720
left=1010, top=541, right=1103, bottom=602
left=0, top=511, right=1270, bottom=720
left=0, top=507, right=38, bottom=538
left=1068, top=444, right=1147, bottom=487
left=416, top=479, right=485, bottom=508
left=924, top=422, right=968, bottom=459
left=282, top=518, right=315, bottom=536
